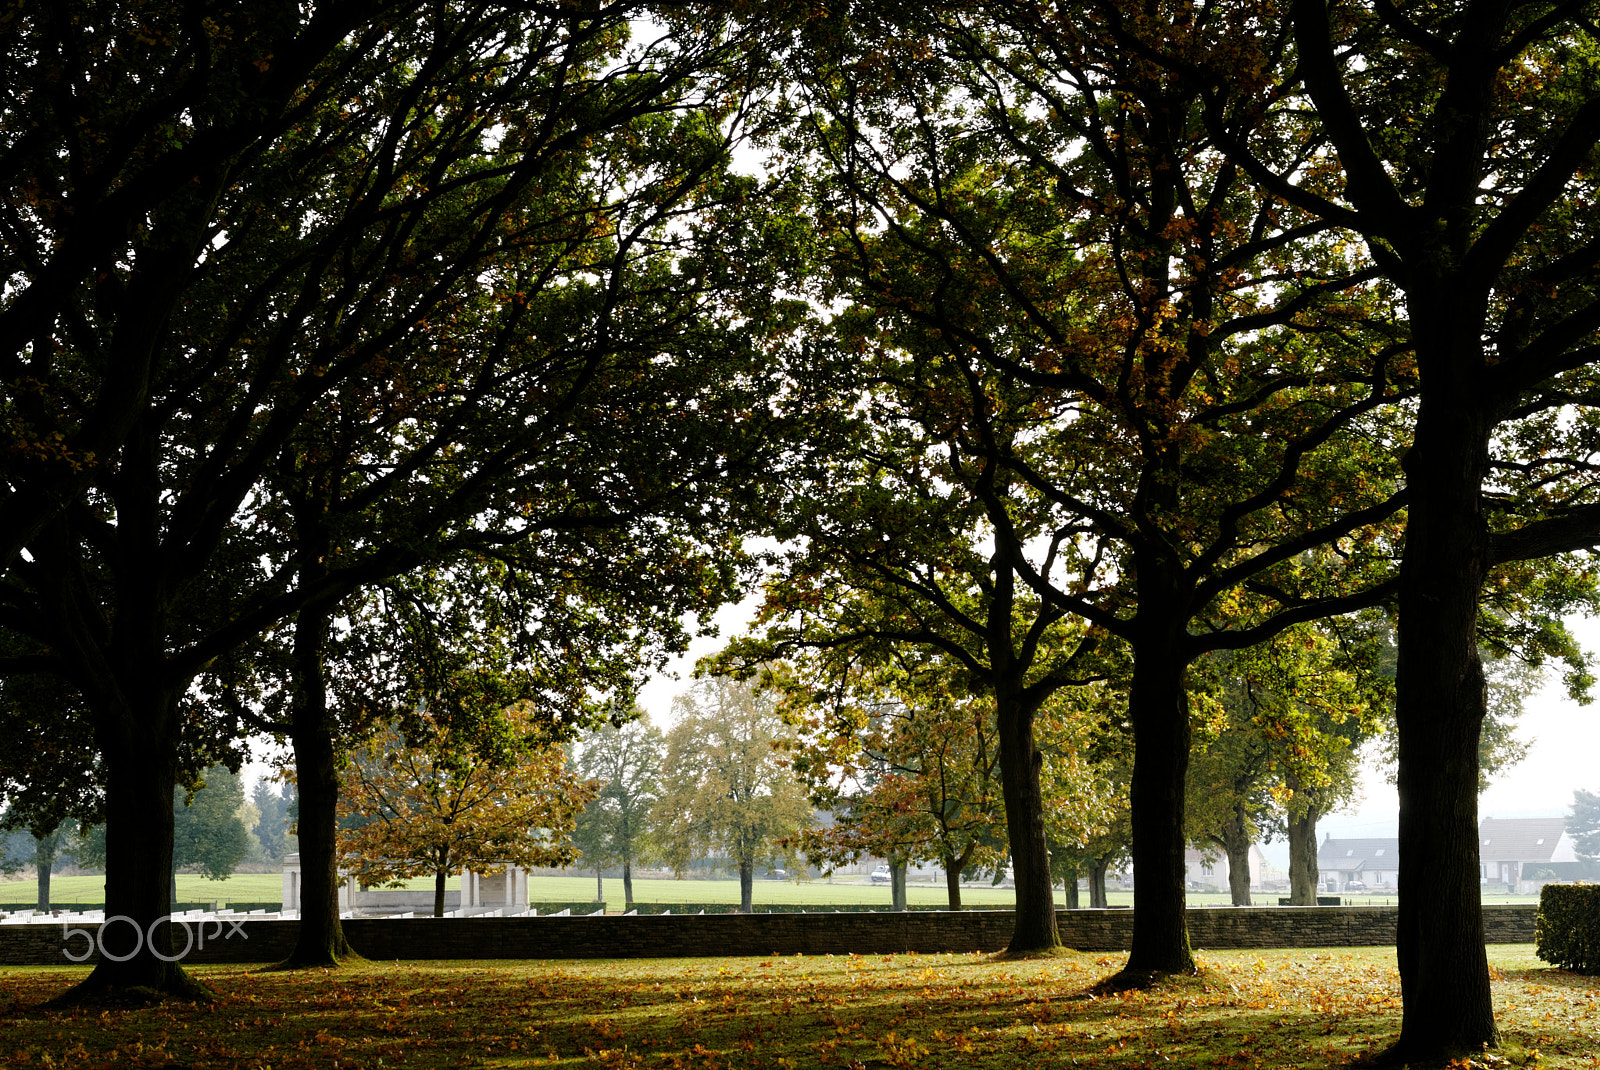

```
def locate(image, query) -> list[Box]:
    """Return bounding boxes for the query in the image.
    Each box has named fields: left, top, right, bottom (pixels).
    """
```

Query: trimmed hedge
left=1535, top=883, right=1600, bottom=974
left=528, top=902, right=607, bottom=915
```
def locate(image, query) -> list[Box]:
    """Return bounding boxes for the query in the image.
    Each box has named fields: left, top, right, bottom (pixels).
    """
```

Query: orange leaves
left=336, top=707, right=597, bottom=897
left=3, top=946, right=1598, bottom=1068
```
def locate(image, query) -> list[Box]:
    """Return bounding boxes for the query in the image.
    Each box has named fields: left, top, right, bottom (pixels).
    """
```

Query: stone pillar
left=281, top=853, right=302, bottom=911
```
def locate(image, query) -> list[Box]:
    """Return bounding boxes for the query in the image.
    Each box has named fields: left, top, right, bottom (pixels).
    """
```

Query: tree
left=0, top=0, right=451, bottom=567
left=338, top=704, right=597, bottom=918
left=1569, top=789, right=1600, bottom=864
left=251, top=778, right=295, bottom=864
left=1180, top=1, right=1600, bottom=1054
left=0, top=819, right=75, bottom=913
left=1184, top=702, right=1273, bottom=908
left=754, top=1, right=1412, bottom=969
left=0, top=658, right=102, bottom=915
left=569, top=716, right=665, bottom=906
left=766, top=649, right=1009, bottom=910
left=172, top=765, right=253, bottom=901
left=653, top=678, right=813, bottom=912
left=1187, top=618, right=1391, bottom=906
left=761, top=641, right=1126, bottom=912
left=0, top=1, right=799, bottom=998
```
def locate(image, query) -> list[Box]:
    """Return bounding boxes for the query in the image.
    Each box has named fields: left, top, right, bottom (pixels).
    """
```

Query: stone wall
left=0, top=904, right=1538, bottom=966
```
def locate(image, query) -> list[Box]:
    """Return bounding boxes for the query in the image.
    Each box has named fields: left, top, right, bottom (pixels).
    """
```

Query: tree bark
left=1063, top=866, right=1079, bottom=909
left=433, top=867, right=448, bottom=918
left=622, top=858, right=633, bottom=907
left=279, top=606, right=358, bottom=966
left=1123, top=623, right=1196, bottom=975
left=738, top=857, right=753, bottom=913
left=1089, top=858, right=1110, bottom=909
left=596, top=868, right=604, bottom=905
left=35, top=831, right=57, bottom=913
left=61, top=687, right=209, bottom=1002
left=943, top=861, right=963, bottom=911
left=1286, top=803, right=1323, bottom=906
left=995, top=687, right=1056, bottom=951
left=1391, top=370, right=1497, bottom=1059
left=1222, top=807, right=1253, bottom=907
left=890, top=858, right=907, bottom=911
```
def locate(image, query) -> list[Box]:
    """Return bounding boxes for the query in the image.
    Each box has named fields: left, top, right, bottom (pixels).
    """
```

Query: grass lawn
left=0, top=872, right=1543, bottom=911
left=0, top=873, right=287, bottom=907
left=0, top=945, right=1592, bottom=1069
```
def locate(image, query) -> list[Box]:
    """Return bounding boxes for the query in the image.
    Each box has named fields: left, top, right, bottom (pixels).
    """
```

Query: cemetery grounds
left=0, top=945, right=1595, bottom=1069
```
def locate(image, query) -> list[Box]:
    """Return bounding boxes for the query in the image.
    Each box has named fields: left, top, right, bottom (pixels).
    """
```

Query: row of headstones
left=0, top=907, right=294, bottom=924
left=0, top=905, right=936, bottom=923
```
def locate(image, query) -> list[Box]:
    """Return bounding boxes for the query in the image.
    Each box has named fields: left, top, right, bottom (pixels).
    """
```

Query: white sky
left=1309, top=614, right=1600, bottom=858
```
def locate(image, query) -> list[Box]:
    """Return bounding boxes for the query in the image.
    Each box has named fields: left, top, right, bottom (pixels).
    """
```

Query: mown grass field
left=0, top=871, right=1543, bottom=911
left=0, top=945, right=1592, bottom=1069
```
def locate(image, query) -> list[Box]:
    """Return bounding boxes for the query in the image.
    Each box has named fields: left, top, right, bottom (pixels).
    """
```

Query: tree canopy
left=654, top=677, right=813, bottom=913
left=339, top=704, right=597, bottom=918
left=569, top=715, right=666, bottom=906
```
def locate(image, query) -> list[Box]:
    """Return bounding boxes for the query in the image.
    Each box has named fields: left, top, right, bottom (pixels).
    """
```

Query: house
left=1184, top=845, right=1267, bottom=891
left=1478, top=816, right=1577, bottom=893
left=1316, top=836, right=1399, bottom=892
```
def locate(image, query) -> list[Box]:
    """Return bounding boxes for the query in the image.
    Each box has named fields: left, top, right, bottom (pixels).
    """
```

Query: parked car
left=870, top=865, right=892, bottom=883
left=1345, top=880, right=1367, bottom=891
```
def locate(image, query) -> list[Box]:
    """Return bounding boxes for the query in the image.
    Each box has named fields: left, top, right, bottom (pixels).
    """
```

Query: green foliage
left=653, top=678, right=814, bottom=882
left=763, top=648, right=1010, bottom=886
left=250, top=778, right=295, bottom=864
left=1535, top=883, right=1600, bottom=975
left=569, top=715, right=666, bottom=879
left=1570, top=791, right=1600, bottom=864
left=173, top=766, right=253, bottom=882
left=337, top=703, right=597, bottom=914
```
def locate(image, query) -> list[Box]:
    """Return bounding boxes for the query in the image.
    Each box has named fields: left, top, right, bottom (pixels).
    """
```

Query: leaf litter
left=0, top=945, right=1593, bottom=1069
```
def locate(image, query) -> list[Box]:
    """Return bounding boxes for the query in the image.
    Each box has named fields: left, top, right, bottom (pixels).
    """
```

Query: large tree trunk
left=1122, top=624, right=1196, bottom=977
left=1286, top=801, right=1323, bottom=906
left=995, top=687, right=1056, bottom=952
left=1391, top=379, right=1497, bottom=1059
left=595, top=868, right=604, bottom=905
left=279, top=606, right=357, bottom=967
left=622, top=858, right=633, bottom=907
left=890, top=859, right=907, bottom=911
left=1222, top=807, right=1253, bottom=907
left=738, top=857, right=753, bottom=912
left=1063, top=864, right=1079, bottom=909
left=434, top=867, right=448, bottom=918
left=61, top=689, right=208, bottom=1002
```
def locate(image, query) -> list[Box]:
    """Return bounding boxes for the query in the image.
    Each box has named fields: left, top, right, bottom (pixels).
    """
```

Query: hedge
left=622, top=902, right=960, bottom=915
left=1535, top=883, right=1600, bottom=974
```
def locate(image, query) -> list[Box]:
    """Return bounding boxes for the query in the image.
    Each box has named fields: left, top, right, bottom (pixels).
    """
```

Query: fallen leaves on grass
left=0, top=946, right=1594, bottom=1069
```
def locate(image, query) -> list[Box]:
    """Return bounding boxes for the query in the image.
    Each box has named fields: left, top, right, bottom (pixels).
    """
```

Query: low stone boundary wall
left=0, top=904, right=1538, bottom=966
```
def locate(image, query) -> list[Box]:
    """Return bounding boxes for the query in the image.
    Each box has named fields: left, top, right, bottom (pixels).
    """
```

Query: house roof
left=1317, top=837, right=1399, bottom=871
left=1478, top=817, right=1568, bottom=862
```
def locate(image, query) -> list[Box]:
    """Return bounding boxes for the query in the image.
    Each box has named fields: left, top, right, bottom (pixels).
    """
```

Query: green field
left=0, top=873, right=1036, bottom=910
left=0, top=871, right=1543, bottom=911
